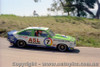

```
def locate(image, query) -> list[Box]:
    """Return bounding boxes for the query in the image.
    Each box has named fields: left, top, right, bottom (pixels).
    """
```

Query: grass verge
left=0, top=14, right=100, bottom=47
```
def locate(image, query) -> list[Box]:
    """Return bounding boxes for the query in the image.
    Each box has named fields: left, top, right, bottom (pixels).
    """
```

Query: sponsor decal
left=28, top=38, right=40, bottom=44
left=44, top=38, right=53, bottom=46
left=53, top=44, right=56, bottom=47
left=62, top=35, right=68, bottom=38
left=20, top=36, right=28, bottom=39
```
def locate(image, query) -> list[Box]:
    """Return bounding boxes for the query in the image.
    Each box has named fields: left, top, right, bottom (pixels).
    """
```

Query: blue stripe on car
left=7, top=30, right=18, bottom=44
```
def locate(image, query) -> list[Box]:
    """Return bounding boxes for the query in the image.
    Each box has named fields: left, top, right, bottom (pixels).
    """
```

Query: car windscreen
left=48, top=30, right=55, bottom=36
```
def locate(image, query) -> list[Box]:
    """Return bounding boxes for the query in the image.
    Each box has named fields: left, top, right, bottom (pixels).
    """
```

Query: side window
left=41, top=31, right=48, bottom=37
left=34, top=30, right=48, bottom=37
left=19, top=30, right=32, bottom=36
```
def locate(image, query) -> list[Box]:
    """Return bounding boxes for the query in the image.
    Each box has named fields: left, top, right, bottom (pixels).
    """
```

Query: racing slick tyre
left=57, top=44, right=68, bottom=52
left=16, top=40, right=26, bottom=48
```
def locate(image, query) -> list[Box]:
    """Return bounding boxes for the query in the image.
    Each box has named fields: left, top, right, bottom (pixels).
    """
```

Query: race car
left=7, top=27, right=76, bottom=52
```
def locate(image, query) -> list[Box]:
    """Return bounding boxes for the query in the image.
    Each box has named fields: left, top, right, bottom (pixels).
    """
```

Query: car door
left=17, top=29, right=34, bottom=44
left=29, top=30, right=52, bottom=46
left=39, top=30, right=53, bottom=47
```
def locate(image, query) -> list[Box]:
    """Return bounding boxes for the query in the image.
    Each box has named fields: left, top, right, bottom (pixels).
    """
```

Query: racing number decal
left=44, top=38, right=53, bottom=46
left=46, top=40, right=50, bottom=44
left=28, top=38, right=40, bottom=44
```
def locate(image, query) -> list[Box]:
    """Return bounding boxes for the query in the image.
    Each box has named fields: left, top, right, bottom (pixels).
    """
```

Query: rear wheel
left=16, top=40, right=26, bottom=48
left=57, top=44, right=68, bottom=52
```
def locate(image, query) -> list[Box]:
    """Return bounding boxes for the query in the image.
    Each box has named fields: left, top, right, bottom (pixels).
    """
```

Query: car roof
left=26, top=27, right=49, bottom=30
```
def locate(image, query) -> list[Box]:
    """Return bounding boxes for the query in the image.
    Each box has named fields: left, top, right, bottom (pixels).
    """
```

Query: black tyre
left=57, top=44, right=68, bottom=52
left=16, top=40, right=26, bottom=48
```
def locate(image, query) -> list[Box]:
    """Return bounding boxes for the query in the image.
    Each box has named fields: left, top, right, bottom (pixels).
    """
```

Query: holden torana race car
left=7, top=27, right=76, bottom=52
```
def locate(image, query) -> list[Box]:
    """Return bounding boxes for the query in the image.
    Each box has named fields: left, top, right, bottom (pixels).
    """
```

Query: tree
left=48, top=0, right=76, bottom=16
left=96, top=0, right=100, bottom=19
left=34, top=0, right=100, bottom=19
left=47, top=0, right=61, bottom=15
left=60, top=0, right=75, bottom=16
left=59, top=0, right=100, bottom=18
left=59, top=0, right=96, bottom=17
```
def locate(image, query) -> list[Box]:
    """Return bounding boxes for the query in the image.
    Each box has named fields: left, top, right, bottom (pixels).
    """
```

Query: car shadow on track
left=9, top=45, right=80, bottom=54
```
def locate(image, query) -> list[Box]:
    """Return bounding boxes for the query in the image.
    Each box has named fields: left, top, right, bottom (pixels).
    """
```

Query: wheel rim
left=58, top=44, right=67, bottom=51
left=17, top=41, right=25, bottom=47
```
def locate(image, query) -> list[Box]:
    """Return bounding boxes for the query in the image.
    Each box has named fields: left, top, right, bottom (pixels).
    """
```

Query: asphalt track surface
left=0, top=37, right=100, bottom=67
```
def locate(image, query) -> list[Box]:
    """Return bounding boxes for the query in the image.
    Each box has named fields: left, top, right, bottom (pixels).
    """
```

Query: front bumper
left=69, top=41, right=76, bottom=47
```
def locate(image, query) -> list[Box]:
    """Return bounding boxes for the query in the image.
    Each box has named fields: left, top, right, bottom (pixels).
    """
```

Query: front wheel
left=16, top=40, right=26, bottom=48
left=57, top=44, right=68, bottom=52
